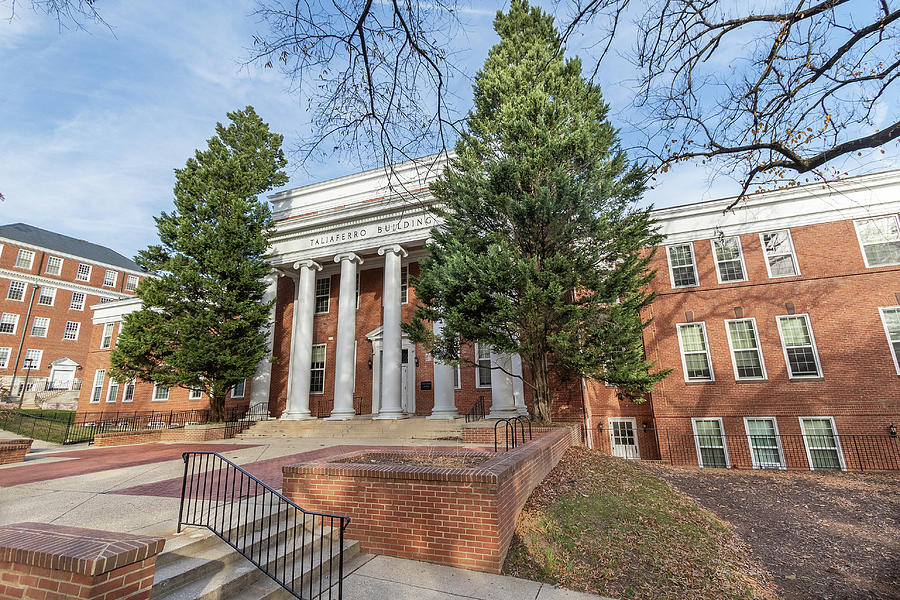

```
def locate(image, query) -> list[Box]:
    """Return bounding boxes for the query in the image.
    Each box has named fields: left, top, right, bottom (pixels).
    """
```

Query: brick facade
left=0, top=439, right=32, bottom=465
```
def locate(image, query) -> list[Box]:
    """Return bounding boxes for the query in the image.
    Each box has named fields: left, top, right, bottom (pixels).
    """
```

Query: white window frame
left=691, top=417, right=730, bottom=468
left=37, top=286, right=56, bottom=306
left=879, top=306, right=900, bottom=375
left=400, top=265, right=409, bottom=304
left=314, top=277, right=330, bottom=314
left=710, top=236, right=748, bottom=283
left=799, top=416, right=846, bottom=471
left=0, top=347, right=10, bottom=368
left=310, top=343, right=326, bottom=394
left=124, top=275, right=139, bottom=292
left=724, top=318, right=767, bottom=381
left=676, top=322, right=715, bottom=382
left=30, top=317, right=50, bottom=338
left=759, top=229, right=800, bottom=278
left=152, top=383, right=170, bottom=401
left=854, top=214, right=900, bottom=268
left=90, top=369, right=105, bottom=404
left=0, top=313, right=20, bottom=335
left=106, top=379, right=120, bottom=403
left=474, top=343, right=492, bottom=388
left=743, top=417, right=786, bottom=470
left=453, top=363, right=462, bottom=389
left=103, top=270, right=118, bottom=288
left=122, top=379, right=135, bottom=403
left=45, top=256, right=63, bottom=276
left=100, top=322, right=115, bottom=349
left=189, top=387, right=203, bottom=400
left=75, top=263, right=92, bottom=282
left=776, top=314, right=823, bottom=379
left=232, top=379, right=246, bottom=398
left=69, top=292, right=85, bottom=311
left=355, top=272, right=360, bottom=310
left=23, top=349, right=42, bottom=370
left=6, top=280, right=26, bottom=302
left=63, top=321, right=80, bottom=341
left=666, top=243, right=700, bottom=289
left=14, top=249, right=34, bottom=270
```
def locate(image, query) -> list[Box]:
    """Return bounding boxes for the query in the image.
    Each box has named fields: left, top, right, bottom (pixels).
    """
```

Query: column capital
left=377, top=244, right=408, bottom=258
left=334, top=252, right=364, bottom=265
left=275, top=268, right=299, bottom=281
left=293, top=259, right=323, bottom=272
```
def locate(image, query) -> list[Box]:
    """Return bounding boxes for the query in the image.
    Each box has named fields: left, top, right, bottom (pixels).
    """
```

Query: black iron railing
left=178, top=452, right=350, bottom=600
left=465, top=396, right=486, bottom=423
left=659, top=431, right=900, bottom=472
left=494, top=416, right=532, bottom=452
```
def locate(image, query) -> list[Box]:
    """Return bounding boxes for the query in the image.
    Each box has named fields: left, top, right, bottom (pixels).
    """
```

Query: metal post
left=177, top=454, right=189, bottom=533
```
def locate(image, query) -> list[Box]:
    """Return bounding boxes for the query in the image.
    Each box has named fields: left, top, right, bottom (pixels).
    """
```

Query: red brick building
left=0, top=223, right=143, bottom=407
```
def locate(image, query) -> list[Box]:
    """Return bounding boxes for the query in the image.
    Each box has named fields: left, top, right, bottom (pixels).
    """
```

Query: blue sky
left=1, top=1, right=897, bottom=261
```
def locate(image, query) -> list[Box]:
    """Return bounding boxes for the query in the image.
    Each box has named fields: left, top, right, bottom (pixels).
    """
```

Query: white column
left=512, top=354, right=528, bottom=416
left=328, top=252, right=363, bottom=420
left=374, top=244, right=408, bottom=419
left=282, top=259, right=321, bottom=420
left=248, top=271, right=278, bottom=413
left=428, top=319, right=459, bottom=420
left=488, top=351, right=518, bottom=419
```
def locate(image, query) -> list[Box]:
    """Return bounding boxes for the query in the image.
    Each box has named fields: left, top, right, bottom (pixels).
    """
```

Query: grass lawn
left=503, top=448, right=777, bottom=600
left=19, top=409, right=75, bottom=421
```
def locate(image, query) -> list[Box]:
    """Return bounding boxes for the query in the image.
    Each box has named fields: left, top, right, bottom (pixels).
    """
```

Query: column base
left=427, top=410, right=461, bottom=420
left=515, top=405, right=529, bottom=417
left=280, top=410, right=317, bottom=421
left=488, top=408, right=521, bottom=420
left=325, top=409, right=356, bottom=421
left=373, top=411, right=409, bottom=420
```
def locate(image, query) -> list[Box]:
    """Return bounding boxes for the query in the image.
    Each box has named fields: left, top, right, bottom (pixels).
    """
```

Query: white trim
left=45, top=256, right=63, bottom=276
left=666, top=243, right=700, bottom=288
left=23, top=348, right=43, bottom=370
left=742, top=417, right=786, bottom=469
left=0, top=347, right=10, bottom=369
left=69, top=291, right=86, bottom=311
left=14, top=249, right=35, bottom=270
left=676, top=322, right=715, bottom=382
left=608, top=417, right=641, bottom=459
left=103, top=269, right=118, bottom=288
left=878, top=306, right=900, bottom=375
left=37, top=286, right=56, bottom=307
left=105, top=378, right=120, bottom=403
left=62, top=320, right=80, bottom=341
left=75, top=263, right=93, bottom=282
left=0, top=268, right=131, bottom=300
left=90, top=369, right=105, bottom=404
left=854, top=213, right=900, bottom=268
left=122, top=379, right=135, bottom=402
left=710, top=236, right=748, bottom=283
left=799, top=416, right=846, bottom=471
left=310, top=343, right=327, bottom=395
left=0, top=236, right=144, bottom=277
left=152, top=383, right=170, bottom=401
left=776, top=313, right=823, bottom=379
left=723, top=318, right=767, bottom=380
left=100, top=322, right=115, bottom=349
left=314, top=277, right=331, bottom=314
left=0, top=313, right=20, bottom=335
left=189, top=387, right=203, bottom=400
left=30, top=317, right=50, bottom=338
left=400, top=264, right=409, bottom=304
left=6, top=280, right=27, bottom=302
left=231, top=379, right=246, bottom=398
left=759, top=229, right=800, bottom=278
left=691, top=417, right=730, bottom=468
left=124, top=274, right=139, bottom=292
left=474, top=343, right=492, bottom=388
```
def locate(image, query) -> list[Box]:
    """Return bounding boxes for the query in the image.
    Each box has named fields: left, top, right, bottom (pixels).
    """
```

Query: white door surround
left=366, top=326, right=416, bottom=417
left=608, top=417, right=641, bottom=459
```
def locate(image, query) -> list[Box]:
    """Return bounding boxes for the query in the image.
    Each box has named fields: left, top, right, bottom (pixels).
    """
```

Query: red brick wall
left=92, top=423, right=249, bottom=447
left=0, top=439, right=32, bottom=465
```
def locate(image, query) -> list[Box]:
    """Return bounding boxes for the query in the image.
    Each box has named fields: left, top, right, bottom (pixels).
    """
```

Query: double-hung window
left=232, top=379, right=246, bottom=398
left=676, top=322, right=714, bottom=382
left=70, top=292, right=85, bottom=311
left=106, top=379, right=119, bottom=403
left=667, top=243, right=699, bottom=288
left=855, top=215, right=900, bottom=267
left=692, top=417, right=729, bottom=468
left=153, top=384, right=170, bottom=401
left=453, top=363, right=461, bottom=389
left=355, top=272, right=360, bottom=309
left=744, top=417, right=785, bottom=469
left=63, top=321, right=80, bottom=341
left=31, top=317, right=50, bottom=338
left=6, top=280, right=26, bottom=301
left=474, top=343, right=492, bottom=387
left=91, top=370, right=105, bottom=403
left=760, top=230, right=799, bottom=277
left=400, top=265, right=409, bottom=304
left=23, top=349, right=42, bottom=370
left=799, top=417, right=845, bottom=470
left=189, top=387, right=203, bottom=400
left=122, top=379, right=135, bottom=402
left=879, top=307, right=900, bottom=374
left=0, top=313, right=19, bottom=335
left=712, top=236, right=747, bottom=282
left=38, top=286, right=56, bottom=306
left=103, top=270, right=118, bottom=287
left=725, top=318, right=766, bottom=380
left=0, top=347, right=10, bottom=368
left=314, top=278, right=330, bottom=314
left=125, top=275, right=139, bottom=292
left=45, top=256, right=63, bottom=276
left=310, top=344, right=326, bottom=394
left=776, top=314, right=822, bottom=378
left=100, top=323, right=115, bottom=349
left=15, top=249, right=34, bottom=270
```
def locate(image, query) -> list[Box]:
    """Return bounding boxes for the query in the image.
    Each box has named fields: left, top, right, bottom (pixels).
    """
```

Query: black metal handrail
left=178, top=452, right=350, bottom=600
left=494, top=416, right=533, bottom=452
left=465, top=396, right=486, bottom=423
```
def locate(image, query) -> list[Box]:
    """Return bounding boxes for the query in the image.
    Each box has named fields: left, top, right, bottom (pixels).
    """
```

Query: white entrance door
left=609, top=418, right=640, bottom=459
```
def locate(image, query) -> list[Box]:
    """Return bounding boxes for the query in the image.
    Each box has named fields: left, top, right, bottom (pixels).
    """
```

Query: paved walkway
left=0, top=433, right=612, bottom=599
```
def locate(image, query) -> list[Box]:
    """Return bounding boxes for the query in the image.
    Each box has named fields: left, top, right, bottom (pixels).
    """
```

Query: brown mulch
left=335, top=452, right=491, bottom=468
left=637, top=463, right=900, bottom=600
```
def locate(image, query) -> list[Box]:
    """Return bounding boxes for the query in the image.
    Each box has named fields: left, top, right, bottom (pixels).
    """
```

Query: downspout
left=580, top=376, right=593, bottom=449
left=11, top=283, right=39, bottom=406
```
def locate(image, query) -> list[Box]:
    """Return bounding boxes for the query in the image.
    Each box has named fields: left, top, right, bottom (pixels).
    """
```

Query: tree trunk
left=208, top=393, right=226, bottom=423
left=528, top=352, right=553, bottom=423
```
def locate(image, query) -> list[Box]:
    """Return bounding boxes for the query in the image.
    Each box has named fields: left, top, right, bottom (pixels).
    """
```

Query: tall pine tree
left=405, top=0, right=668, bottom=422
left=111, top=106, right=287, bottom=421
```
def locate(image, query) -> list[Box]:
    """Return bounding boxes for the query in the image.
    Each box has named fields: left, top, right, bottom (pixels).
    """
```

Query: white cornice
left=0, top=269, right=132, bottom=300
left=0, top=237, right=144, bottom=277
left=90, top=297, right=143, bottom=324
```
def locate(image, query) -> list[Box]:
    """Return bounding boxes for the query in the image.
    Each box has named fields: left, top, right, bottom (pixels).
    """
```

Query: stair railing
left=178, top=452, right=350, bottom=600
left=465, top=396, right=486, bottom=423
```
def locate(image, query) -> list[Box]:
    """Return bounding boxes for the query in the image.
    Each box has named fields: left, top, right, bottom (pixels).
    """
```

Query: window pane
left=786, top=347, right=817, bottom=376
left=669, top=245, right=697, bottom=286
left=858, top=217, right=900, bottom=266
left=728, top=321, right=757, bottom=349
left=695, top=420, right=727, bottom=468
left=315, top=278, right=330, bottom=313
left=746, top=419, right=782, bottom=468
left=684, top=353, right=711, bottom=379
left=734, top=350, right=763, bottom=378
left=679, top=324, right=706, bottom=352
left=780, top=317, right=811, bottom=346
left=714, top=238, right=745, bottom=281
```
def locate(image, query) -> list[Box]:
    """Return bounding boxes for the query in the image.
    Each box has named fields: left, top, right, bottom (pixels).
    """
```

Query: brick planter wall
left=93, top=423, right=248, bottom=447
left=460, top=422, right=582, bottom=446
left=0, top=522, right=164, bottom=600
left=282, top=427, right=576, bottom=573
left=0, top=439, right=32, bottom=465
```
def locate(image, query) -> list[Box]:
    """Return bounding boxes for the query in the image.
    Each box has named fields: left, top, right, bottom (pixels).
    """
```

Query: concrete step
left=236, top=416, right=463, bottom=440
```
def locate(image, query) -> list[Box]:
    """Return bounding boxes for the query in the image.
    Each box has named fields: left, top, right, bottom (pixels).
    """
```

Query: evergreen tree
left=405, top=0, right=668, bottom=422
left=111, top=106, right=288, bottom=421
